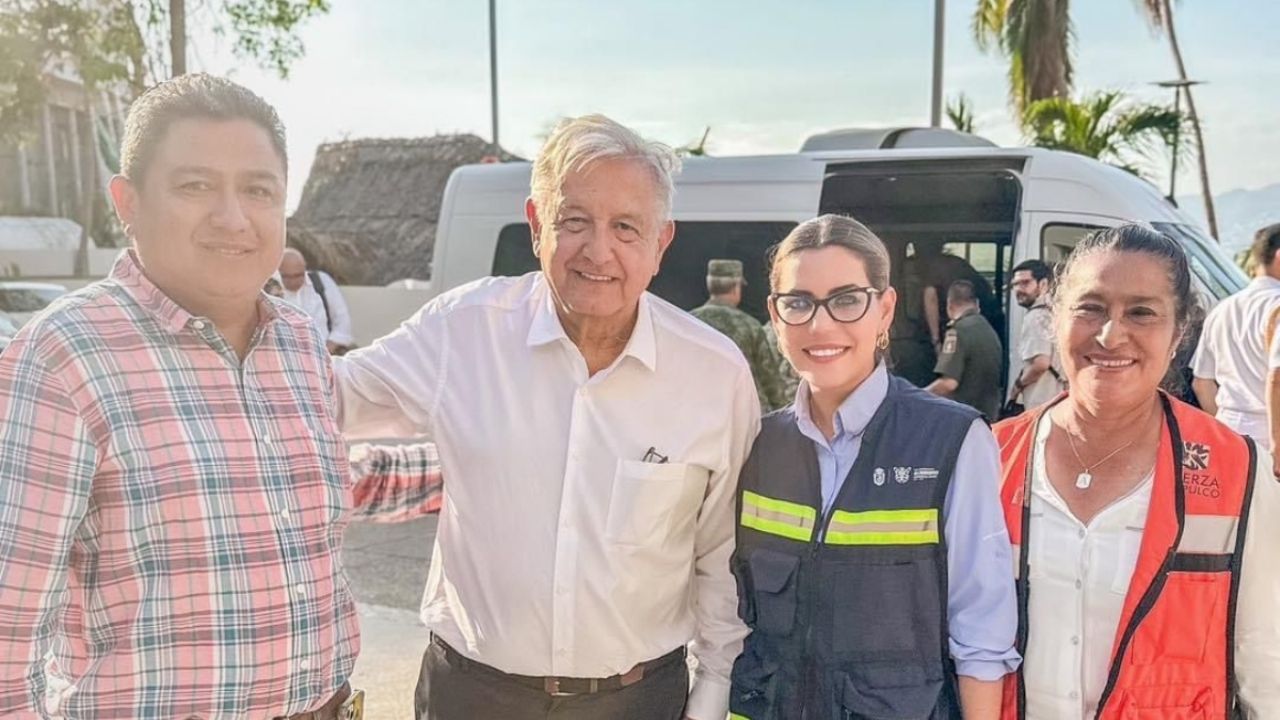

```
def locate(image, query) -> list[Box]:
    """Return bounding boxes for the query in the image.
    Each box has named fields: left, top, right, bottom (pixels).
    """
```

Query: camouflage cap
left=707, top=258, right=745, bottom=283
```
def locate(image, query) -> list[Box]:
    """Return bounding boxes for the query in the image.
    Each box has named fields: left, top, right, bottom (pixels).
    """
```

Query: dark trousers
left=414, top=637, right=689, bottom=720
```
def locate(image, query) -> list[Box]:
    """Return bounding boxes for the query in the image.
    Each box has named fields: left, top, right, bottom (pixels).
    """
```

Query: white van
left=429, top=128, right=1245, bottom=391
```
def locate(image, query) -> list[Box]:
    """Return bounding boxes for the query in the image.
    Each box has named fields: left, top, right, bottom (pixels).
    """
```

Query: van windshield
left=1152, top=222, right=1246, bottom=302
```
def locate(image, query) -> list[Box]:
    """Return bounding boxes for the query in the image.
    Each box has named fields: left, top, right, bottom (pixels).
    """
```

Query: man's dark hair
left=947, top=279, right=978, bottom=305
left=120, top=73, right=287, bottom=186
left=1249, top=223, right=1280, bottom=269
left=1011, top=258, right=1052, bottom=283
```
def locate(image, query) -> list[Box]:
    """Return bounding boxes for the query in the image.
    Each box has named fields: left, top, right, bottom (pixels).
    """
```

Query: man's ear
left=108, top=175, right=138, bottom=236
left=653, top=220, right=676, bottom=272
left=525, top=197, right=544, bottom=255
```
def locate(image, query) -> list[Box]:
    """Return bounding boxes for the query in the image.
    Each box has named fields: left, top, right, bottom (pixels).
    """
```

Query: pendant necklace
left=1065, top=430, right=1136, bottom=489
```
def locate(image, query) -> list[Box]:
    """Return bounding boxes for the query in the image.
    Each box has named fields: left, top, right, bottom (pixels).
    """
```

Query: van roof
left=444, top=145, right=1192, bottom=226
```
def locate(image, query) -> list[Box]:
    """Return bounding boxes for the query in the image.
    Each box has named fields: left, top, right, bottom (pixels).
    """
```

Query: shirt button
left=280, top=508, right=291, bottom=521
left=1075, top=579, right=1082, bottom=590
left=1069, top=691, right=1080, bottom=700
left=556, top=585, right=569, bottom=596
left=1071, top=636, right=1080, bottom=645
left=294, top=584, right=306, bottom=597
left=1078, top=529, right=1086, bottom=539
left=556, top=648, right=568, bottom=657
left=299, top=659, right=310, bottom=670
left=191, top=320, right=206, bottom=330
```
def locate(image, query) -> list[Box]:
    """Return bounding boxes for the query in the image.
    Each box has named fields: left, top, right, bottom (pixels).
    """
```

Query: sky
left=189, top=0, right=1280, bottom=211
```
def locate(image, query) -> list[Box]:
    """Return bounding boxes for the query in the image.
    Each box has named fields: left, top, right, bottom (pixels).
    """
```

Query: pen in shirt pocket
left=641, top=446, right=669, bottom=464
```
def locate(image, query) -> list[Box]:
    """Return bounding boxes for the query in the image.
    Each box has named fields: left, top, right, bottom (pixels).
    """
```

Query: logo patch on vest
left=894, top=466, right=912, bottom=484
left=912, top=467, right=939, bottom=481
left=1182, top=441, right=1211, bottom=470
left=873, top=468, right=886, bottom=486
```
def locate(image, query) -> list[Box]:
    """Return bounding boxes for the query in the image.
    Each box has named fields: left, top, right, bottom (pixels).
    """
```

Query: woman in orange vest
left=995, top=224, right=1280, bottom=719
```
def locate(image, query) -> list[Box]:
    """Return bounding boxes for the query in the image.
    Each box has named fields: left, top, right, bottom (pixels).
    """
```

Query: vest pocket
left=1131, top=570, right=1227, bottom=665
left=829, top=554, right=925, bottom=655
left=836, top=666, right=942, bottom=720
left=730, top=644, right=781, bottom=720
left=1116, top=684, right=1212, bottom=719
left=747, top=548, right=801, bottom=635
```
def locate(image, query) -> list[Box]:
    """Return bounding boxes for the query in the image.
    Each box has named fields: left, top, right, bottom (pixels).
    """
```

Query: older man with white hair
left=333, top=115, right=759, bottom=720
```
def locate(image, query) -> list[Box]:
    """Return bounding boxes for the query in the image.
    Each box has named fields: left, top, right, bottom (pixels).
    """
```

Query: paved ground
left=343, top=516, right=438, bottom=719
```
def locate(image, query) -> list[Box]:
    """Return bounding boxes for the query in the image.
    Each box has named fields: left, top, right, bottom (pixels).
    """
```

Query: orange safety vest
left=995, top=393, right=1258, bottom=720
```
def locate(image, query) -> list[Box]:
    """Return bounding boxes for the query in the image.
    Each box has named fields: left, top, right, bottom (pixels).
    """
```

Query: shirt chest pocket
left=605, top=460, right=707, bottom=547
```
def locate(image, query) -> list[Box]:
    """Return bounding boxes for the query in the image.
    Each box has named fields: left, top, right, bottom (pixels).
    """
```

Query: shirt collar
left=525, top=273, right=658, bottom=373
left=1249, top=276, right=1280, bottom=292
left=1032, top=294, right=1050, bottom=309
left=112, top=248, right=289, bottom=335
left=794, top=361, right=890, bottom=444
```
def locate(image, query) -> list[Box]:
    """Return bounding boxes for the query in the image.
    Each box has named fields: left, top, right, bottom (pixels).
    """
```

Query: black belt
left=431, top=635, right=686, bottom=696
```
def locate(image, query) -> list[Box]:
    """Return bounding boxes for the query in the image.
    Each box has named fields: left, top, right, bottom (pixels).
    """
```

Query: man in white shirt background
left=279, top=247, right=356, bottom=353
left=1007, top=259, right=1065, bottom=412
left=1193, top=223, right=1280, bottom=452
left=333, top=115, right=758, bottom=720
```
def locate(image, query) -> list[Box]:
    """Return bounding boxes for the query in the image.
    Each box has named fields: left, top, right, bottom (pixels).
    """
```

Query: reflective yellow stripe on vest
left=729, top=715, right=751, bottom=720
left=825, top=508, right=939, bottom=545
left=740, top=491, right=817, bottom=542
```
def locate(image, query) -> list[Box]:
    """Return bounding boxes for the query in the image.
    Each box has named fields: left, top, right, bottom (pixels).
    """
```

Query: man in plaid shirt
left=0, top=75, right=440, bottom=718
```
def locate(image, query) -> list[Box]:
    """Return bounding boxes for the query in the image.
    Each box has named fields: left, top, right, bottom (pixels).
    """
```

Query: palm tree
left=946, top=94, right=977, bottom=133
left=972, top=0, right=1074, bottom=116
left=1023, top=91, right=1188, bottom=178
left=1132, top=0, right=1218, bottom=239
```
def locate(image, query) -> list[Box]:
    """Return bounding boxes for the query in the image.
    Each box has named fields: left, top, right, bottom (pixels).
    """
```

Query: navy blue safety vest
left=730, top=375, right=978, bottom=720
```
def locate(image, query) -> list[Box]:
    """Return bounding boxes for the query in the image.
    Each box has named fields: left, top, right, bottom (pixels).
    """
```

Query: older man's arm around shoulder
left=331, top=294, right=451, bottom=441
left=685, top=365, right=761, bottom=720
left=0, top=334, right=97, bottom=718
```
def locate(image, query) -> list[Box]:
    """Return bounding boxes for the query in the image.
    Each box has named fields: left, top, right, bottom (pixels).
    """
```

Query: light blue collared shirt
left=792, top=363, right=1022, bottom=680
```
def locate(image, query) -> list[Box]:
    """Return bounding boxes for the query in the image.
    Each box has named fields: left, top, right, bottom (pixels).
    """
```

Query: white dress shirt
left=1192, top=276, right=1280, bottom=449
left=283, top=270, right=354, bottom=346
left=1023, top=412, right=1280, bottom=719
left=332, top=272, right=759, bottom=720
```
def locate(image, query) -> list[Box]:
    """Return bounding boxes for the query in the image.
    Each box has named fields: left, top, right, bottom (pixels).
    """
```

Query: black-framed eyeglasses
left=770, top=287, right=881, bottom=326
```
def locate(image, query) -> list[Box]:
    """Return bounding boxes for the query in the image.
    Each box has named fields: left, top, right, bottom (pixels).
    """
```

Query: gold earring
left=876, top=331, right=890, bottom=351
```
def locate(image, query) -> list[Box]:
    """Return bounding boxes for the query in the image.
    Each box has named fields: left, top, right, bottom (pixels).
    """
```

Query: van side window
left=490, top=221, right=796, bottom=324
left=1041, top=223, right=1104, bottom=266
left=491, top=224, right=540, bottom=277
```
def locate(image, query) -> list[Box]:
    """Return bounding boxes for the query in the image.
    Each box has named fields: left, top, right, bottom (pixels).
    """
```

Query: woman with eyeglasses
left=728, top=214, right=1019, bottom=720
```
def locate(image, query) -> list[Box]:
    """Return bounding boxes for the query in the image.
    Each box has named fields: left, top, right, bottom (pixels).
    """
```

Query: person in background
left=0, top=74, right=441, bottom=720
left=279, top=247, right=355, bottom=354
left=1192, top=223, right=1280, bottom=452
left=762, top=320, right=801, bottom=401
left=730, top=214, right=1018, bottom=720
left=927, top=279, right=1004, bottom=421
left=913, top=239, right=1001, bottom=353
left=691, top=258, right=788, bottom=411
left=1007, top=259, right=1065, bottom=414
left=994, top=224, right=1280, bottom=719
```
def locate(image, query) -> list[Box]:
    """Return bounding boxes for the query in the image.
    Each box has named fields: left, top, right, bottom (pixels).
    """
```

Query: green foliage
left=217, top=0, right=331, bottom=79
left=0, top=1, right=143, bottom=144
left=946, top=94, right=977, bottom=134
left=972, top=0, right=1074, bottom=116
left=1022, top=91, right=1190, bottom=178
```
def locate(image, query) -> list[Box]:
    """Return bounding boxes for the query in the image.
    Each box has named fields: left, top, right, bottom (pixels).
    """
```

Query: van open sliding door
left=817, top=158, right=1025, bottom=387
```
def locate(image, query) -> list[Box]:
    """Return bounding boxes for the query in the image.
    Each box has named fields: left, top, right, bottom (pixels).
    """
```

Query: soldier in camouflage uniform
left=691, top=259, right=789, bottom=411
left=762, top=321, right=801, bottom=405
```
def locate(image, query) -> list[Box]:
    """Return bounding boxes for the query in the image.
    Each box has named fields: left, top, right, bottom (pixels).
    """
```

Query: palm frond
left=972, top=0, right=1010, bottom=52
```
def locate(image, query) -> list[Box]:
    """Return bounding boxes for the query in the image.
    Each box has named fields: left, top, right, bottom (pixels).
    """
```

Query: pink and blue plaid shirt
left=0, top=251, right=440, bottom=719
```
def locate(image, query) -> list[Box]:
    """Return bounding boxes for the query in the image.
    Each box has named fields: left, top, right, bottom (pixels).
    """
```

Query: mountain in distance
left=1178, top=183, right=1280, bottom=254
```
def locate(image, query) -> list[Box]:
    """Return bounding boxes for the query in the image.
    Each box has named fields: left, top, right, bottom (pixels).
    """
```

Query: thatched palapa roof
left=287, top=134, right=520, bottom=285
